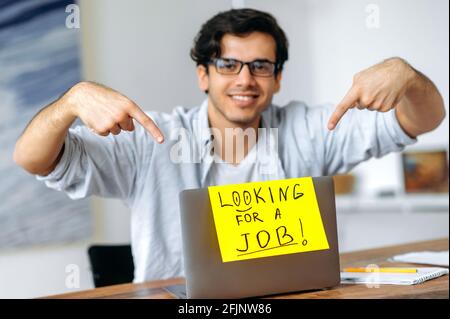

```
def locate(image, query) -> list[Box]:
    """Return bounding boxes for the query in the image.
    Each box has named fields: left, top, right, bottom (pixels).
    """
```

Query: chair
left=87, top=244, right=135, bottom=287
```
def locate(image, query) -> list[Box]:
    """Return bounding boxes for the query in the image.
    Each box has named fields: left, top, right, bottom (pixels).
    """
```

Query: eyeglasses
left=209, top=58, right=277, bottom=77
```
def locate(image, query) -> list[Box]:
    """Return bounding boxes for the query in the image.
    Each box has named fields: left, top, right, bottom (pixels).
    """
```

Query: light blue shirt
left=36, top=99, right=416, bottom=282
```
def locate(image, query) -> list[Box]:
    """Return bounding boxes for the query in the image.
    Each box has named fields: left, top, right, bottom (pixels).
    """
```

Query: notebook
left=389, top=251, right=449, bottom=267
left=340, top=267, right=449, bottom=285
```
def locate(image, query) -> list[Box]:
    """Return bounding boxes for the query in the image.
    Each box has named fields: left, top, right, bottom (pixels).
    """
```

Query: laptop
left=166, top=176, right=340, bottom=299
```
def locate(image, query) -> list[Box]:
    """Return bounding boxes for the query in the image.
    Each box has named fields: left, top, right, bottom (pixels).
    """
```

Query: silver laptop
left=168, top=176, right=340, bottom=299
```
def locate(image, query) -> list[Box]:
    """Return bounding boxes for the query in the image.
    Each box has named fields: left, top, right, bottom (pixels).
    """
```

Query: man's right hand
left=68, top=81, right=164, bottom=143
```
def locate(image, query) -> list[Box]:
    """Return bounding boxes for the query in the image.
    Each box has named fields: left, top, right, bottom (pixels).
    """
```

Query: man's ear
left=274, top=71, right=282, bottom=93
left=196, top=65, right=209, bottom=92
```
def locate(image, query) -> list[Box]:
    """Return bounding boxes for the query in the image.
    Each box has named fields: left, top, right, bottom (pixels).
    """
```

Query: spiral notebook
left=341, top=267, right=449, bottom=285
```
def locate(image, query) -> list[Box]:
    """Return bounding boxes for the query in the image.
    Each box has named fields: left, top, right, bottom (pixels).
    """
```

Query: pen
left=343, top=267, right=418, bottom=273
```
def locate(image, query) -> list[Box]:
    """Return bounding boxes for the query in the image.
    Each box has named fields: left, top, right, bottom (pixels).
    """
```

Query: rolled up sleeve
left=36, top=124, right=152, bottom=201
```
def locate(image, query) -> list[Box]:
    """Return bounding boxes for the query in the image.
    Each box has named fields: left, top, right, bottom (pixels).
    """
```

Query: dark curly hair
left=190, top=8, right=289, bottom=75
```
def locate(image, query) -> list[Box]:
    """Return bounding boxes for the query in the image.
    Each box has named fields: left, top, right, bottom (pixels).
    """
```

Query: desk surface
left=46, top=238, right=449, bottom=299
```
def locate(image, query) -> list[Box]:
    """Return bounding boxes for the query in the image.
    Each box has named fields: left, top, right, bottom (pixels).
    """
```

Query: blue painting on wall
left=0, top=0, right=91, bottom=248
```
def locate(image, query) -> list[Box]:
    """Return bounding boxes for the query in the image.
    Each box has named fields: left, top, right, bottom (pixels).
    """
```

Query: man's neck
left=207, top=104, right=260, bottom=166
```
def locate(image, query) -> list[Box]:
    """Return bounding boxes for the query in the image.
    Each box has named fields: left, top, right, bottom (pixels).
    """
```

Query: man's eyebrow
left=252, top=58, right=274, bottom=63
left=220, top=56, right=275, bottom=62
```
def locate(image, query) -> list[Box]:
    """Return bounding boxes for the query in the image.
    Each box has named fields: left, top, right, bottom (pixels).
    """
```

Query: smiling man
left=195, top=30, right=283, bottom=168
left=14, top=9, right=445, bottom=282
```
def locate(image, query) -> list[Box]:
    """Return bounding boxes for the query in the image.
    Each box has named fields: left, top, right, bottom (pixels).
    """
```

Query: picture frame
left=402, top=149, right=449, bottom=194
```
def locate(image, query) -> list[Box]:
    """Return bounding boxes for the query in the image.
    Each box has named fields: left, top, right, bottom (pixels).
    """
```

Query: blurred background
left=0, top=0, right=448, bottom=298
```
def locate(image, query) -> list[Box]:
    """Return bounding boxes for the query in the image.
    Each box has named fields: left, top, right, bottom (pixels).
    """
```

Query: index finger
left=128, top=103, right=165, bottom=143
left=327, top=87, right=359, bottom=130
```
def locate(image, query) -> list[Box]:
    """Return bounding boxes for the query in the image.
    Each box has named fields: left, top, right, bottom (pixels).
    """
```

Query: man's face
left=197, top=32, right=282, bottom=127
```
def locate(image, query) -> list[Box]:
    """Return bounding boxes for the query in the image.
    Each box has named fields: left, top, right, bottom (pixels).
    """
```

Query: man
left=14, top=9, right=445, bottom=282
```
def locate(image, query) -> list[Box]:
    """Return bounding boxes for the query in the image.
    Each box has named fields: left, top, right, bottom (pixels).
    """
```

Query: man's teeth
left=231, top=95, right=256, bottom=101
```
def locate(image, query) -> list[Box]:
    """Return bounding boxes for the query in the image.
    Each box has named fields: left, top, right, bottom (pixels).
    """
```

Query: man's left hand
left=328, top=57, right=416, bottom=130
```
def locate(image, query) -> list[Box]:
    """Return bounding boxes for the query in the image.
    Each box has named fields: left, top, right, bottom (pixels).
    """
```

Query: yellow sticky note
left=208, top=177, right=329, bottom=262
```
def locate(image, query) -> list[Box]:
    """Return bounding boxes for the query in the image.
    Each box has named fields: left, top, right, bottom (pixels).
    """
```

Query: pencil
left=343, top=267, right=417, bottom=273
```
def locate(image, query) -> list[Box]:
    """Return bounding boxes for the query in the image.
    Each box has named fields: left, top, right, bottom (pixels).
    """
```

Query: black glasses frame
left=209, top=58, right=278, bottom=77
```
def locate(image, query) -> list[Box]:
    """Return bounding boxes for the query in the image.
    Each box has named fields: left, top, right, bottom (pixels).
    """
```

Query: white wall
left=80, top=0, right=233, bottom=112
left=1, top=0, right=448, bottom=298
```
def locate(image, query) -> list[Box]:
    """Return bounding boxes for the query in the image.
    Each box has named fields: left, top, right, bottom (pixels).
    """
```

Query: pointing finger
left=328, top=87, right=359, bottom=130
left=127, top=103, right=164, bottom=143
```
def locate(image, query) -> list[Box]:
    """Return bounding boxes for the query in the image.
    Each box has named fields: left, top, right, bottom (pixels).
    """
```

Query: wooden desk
left=46, top=238, right=448, bottom=299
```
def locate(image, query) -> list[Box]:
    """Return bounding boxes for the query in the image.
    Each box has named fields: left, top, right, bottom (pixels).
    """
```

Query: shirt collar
left=195, top=98, right=282, bottom=186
